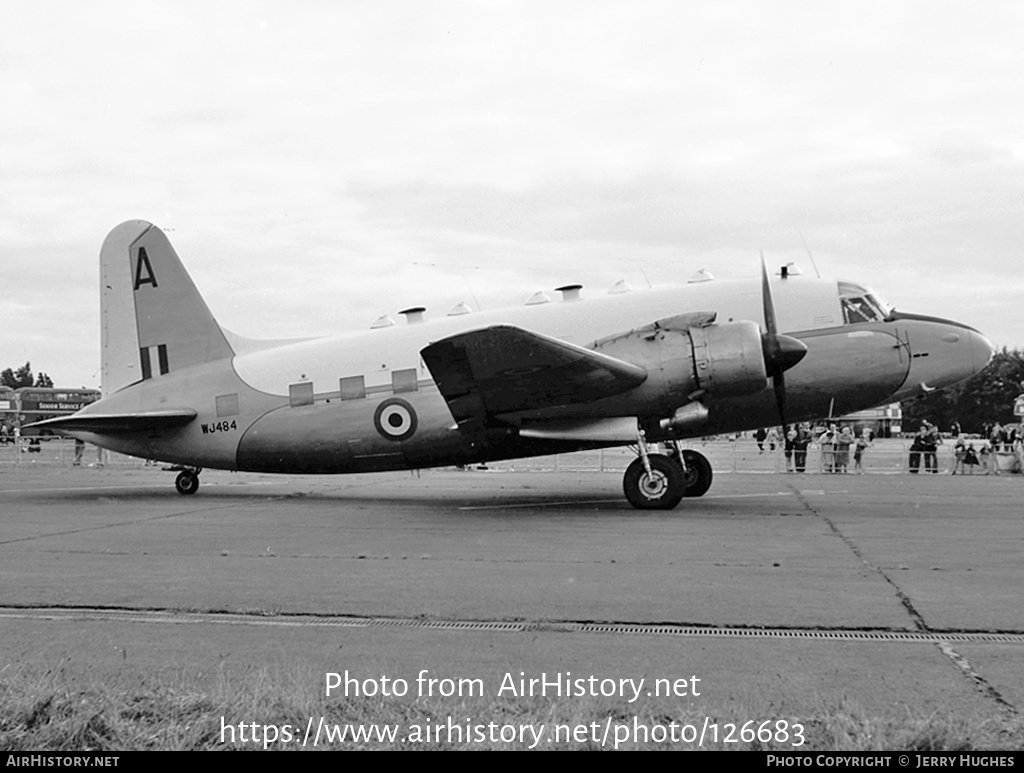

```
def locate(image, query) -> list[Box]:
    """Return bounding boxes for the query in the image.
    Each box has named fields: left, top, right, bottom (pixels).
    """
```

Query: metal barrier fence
left=484, top=438, right=1022, bottom=475
left=0, top=437, right=140, bottom=467
left=1, top=436, right=1020, bottom=475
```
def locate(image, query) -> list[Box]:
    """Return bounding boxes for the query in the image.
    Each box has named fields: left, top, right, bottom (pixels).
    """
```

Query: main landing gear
left=170, top=466, right=202, bottom=495
left=623, top=437, right=712, bottom=510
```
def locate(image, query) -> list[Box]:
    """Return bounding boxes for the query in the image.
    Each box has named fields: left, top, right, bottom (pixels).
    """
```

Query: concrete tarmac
left=1, top=463, right=1022, bottom=735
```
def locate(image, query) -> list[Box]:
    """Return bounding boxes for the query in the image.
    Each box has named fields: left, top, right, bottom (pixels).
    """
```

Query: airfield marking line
left=457, top=492, right=796, bottom=510
left=458, top=499, right=623, bottom=510
left=0, top=502, right=258, bottom=547
left=0, top=485, right=171, bottom=494
left=707, top=492, right=794, bottom=499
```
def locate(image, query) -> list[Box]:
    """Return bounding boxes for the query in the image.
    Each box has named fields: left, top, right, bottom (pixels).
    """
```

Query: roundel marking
left=373, top=398, right=418, bottom=442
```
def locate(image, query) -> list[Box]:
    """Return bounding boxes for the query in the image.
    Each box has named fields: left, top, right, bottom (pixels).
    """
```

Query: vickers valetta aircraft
left=30, top=221, right=994, bottom=508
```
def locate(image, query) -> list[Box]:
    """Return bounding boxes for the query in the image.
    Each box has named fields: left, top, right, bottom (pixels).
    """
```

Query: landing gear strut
left=622, top=434, right=713, bottom=510
left=173, top=467, right=202, bottom=495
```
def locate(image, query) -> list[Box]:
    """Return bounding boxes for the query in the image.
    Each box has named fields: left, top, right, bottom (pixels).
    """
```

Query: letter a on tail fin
left=100, top=221, right=234, bottom=395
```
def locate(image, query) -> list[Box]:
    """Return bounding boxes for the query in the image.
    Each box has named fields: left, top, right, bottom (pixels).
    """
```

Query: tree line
left=1, top=362, right=54, bottom=389
left=901, top=348, right=1024, bottom=434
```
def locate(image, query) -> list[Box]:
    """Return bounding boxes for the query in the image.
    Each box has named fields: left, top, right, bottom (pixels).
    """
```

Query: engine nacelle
left=589, top=315, right=769, bottom=423
left=688, top=320, right=768, bottom=399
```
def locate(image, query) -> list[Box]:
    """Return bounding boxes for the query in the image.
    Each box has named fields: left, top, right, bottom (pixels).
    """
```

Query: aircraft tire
left=175, top=470, right=200, bottom=496
left=623, top=455, right=685, bottom=510
left=679, top=450, right=713, bottom=497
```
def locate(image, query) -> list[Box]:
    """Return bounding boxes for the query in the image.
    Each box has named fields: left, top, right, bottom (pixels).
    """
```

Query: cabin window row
left=288, top=368, right=419, bottom=408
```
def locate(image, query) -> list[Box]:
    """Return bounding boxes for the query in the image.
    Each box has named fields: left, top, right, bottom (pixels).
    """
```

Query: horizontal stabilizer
left=421, top=325, right=647, bottom=429
left=23, top=410, right=198, bottom=434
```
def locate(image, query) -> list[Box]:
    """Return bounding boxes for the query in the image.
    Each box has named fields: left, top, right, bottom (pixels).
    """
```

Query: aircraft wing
left=421, top=325, right=647, bottom=429
left=22, top=410, right=198, bottom=434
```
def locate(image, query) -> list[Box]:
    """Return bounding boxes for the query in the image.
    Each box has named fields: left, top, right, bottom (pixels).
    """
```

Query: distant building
left=13, top=387, right=100, bottom=437
left=837, top=403, right=902, bottom=438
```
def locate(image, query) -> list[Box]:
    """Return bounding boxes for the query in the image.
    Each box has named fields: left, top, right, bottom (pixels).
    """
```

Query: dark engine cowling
left=687, top=320, right=768, bottom=399
left=591, top=315, right=769, bottom=419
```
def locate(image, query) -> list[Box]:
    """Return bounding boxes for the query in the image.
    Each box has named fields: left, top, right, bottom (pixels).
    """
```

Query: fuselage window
left=392, top=369, right=419, bottom=394
left=340, top=376, right=366, bottom=401
left=289, top=382, right=314, bottom=407
left=215, top=393, right=240, bottom=417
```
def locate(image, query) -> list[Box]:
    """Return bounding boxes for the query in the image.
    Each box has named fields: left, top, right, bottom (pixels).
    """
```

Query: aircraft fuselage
left=76, top=275, right=990, bottom=474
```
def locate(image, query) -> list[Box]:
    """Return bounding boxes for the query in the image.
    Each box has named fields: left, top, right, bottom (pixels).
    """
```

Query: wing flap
left=23, top=410, right=198, bottom=434
left=421, top=325, right=647, bottom=429
left=518, top=417, right=639, bottom=442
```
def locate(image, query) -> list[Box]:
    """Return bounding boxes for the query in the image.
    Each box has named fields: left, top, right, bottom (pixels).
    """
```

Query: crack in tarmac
left=787, top=484, right=1018, bottom=716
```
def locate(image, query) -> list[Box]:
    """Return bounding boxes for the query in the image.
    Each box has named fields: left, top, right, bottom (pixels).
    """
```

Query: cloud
left=3, top=1, right=1023, bottom=386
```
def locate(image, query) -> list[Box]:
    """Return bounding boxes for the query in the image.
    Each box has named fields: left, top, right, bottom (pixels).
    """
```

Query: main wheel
left=175, top=470, right=200, bottom=496
left=623, top=455, right=685, bottom=510
left=679, top=449, right=713, bottom=497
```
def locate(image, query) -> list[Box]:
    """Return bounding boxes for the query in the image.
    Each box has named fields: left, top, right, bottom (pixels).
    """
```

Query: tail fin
left=100, top=221, right=234, bottom=395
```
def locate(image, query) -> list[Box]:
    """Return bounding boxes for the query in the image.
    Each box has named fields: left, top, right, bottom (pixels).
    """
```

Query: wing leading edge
left=421, top=324, right=647, bottom=430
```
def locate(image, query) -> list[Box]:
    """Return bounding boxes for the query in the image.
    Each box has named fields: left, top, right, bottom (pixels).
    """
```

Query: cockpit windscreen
left=838, top=281, right=893, bottom=325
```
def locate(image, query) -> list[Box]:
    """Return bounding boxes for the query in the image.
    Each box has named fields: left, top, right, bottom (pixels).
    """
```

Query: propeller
left=760, top=252, right=808, bottom=434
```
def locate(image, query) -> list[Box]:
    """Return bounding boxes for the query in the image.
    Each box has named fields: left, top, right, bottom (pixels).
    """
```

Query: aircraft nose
left=970, top=330, right=996, bottom=374
left=887, top=311, right=995, bottom=401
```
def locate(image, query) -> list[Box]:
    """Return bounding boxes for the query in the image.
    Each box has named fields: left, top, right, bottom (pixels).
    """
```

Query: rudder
left=100, top=221, right=234, bottom=395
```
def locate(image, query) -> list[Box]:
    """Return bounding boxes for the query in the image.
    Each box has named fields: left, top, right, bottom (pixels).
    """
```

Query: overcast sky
left=2, top=1, right=1022, bottom=389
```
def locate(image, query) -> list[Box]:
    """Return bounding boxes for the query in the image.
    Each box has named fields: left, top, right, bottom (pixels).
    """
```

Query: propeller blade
left=759, top=253, right=807, bottom=433
left=774, top=371, right=788, bottom=430
left=760, top=251, right=778, bottom=339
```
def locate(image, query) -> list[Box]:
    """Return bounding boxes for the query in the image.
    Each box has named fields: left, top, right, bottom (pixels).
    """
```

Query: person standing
left=963, top=443, right=980, bottom=474
left=990, top=423, right=1003, bottom=453
left=923, top=423, right=941, bottom=473
left=951, top=438, right=965, bottom=475
left=853, top=430, right=871, bottom=473
left=784, top=427, right=796, bottom=472
left=794, top=424, right=811, bottom=473
left=980, top=443, right=996, bottom=475
left=835, top=426, right=854, bottom=473
left=819, top=424, right=837, bottom=473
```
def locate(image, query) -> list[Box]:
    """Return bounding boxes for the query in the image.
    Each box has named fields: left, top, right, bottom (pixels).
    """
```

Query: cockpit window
left=838, top=281, right=892, bottom=325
